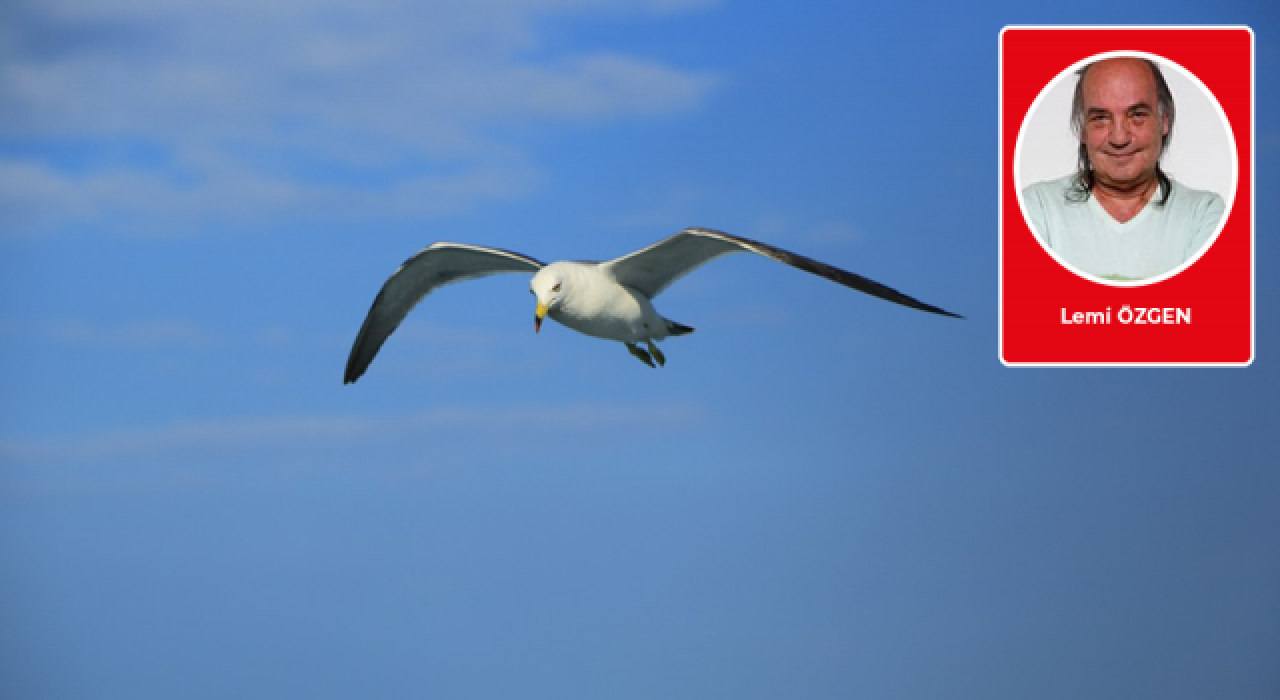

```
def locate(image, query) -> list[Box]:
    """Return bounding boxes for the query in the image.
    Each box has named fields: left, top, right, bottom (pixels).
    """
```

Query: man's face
left=1079, top=58, right=1169, bottom=191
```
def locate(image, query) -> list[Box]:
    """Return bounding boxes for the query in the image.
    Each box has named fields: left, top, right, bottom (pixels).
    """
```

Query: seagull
left=344, top=227, right=961, bottom=383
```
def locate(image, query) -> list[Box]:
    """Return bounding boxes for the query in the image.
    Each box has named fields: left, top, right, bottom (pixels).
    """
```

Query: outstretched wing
left=604, top=227, right=962, bottom=318
left=345, top=243, right=544, bottom=384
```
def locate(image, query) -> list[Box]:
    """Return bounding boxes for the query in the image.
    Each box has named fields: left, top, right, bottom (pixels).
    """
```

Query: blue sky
left=2, top=1, right=1278, bottom=699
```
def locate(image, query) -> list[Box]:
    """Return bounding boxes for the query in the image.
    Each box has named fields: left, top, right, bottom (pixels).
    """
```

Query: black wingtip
left=926, top=306, right=965, bottom=320
left=854, top=287, right=964, bottom=321
left=343, top=356, right=367, bottom=385
left=683, top=228, right=964, bottom=322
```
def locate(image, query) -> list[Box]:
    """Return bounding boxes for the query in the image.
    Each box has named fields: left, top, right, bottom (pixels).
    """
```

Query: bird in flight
left=344, top=227, right=961, bottom=383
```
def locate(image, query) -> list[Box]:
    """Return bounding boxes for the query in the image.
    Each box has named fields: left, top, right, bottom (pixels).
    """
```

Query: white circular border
left=1013, top=50, right=1238, bottom=287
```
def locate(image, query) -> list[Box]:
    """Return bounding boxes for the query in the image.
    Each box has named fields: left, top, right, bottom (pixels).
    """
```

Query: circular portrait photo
left=1015, top=51, right=1237, bottom=286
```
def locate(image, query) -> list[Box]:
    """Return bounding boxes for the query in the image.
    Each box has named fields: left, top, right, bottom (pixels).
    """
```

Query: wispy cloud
left=0, top=0, right=718, bottom=236
left=33, top=316, right=513, bottom=357
left=0, top=415, right=373, bottom=464
left=47, top=319, right=216, bottom=348
left=0, top=400, right=708, bottom=465
left=0, top=158, right=544, bottom=236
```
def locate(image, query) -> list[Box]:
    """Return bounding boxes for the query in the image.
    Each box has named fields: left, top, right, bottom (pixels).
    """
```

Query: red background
left=1000, top=27, right=1253, bottom=365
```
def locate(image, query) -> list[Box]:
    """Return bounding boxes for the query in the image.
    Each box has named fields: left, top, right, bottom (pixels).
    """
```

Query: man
left=1022, top=57, right=1224, bottom=281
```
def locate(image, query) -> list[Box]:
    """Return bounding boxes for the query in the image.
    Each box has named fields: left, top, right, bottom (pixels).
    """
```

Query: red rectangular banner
left=999, top=26, right=1254, bottom=366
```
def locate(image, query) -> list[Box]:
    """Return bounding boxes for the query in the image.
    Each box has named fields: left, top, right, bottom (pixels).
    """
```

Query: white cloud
left=0, top=157, right=543, bottom=236
left=0, top=400, right=708, bottom=465
left=0, top=415, right=376, bottom=464
left=0, top=0, right=718, bottom=235
left=47, top=319, right=216, bottom=348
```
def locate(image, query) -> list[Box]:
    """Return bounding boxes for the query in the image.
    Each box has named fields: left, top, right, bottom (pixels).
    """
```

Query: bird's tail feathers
left=665, top=319, right=695, bottom=336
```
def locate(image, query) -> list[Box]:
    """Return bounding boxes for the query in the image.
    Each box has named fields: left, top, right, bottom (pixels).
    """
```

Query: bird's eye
left=551, top=283, right=561, bottom=292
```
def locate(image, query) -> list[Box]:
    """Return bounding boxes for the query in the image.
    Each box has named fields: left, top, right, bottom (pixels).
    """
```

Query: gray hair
left=1068, top=58, right=1176, bottom=205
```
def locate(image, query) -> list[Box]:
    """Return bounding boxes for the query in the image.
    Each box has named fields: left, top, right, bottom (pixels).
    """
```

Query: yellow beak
left=535, top=302, right=549, bottom=333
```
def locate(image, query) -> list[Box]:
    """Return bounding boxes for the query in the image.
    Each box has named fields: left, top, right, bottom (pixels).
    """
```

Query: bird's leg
left=645, top=339, right=666, bottom=367
left=625, top=342, right=656, bottom=368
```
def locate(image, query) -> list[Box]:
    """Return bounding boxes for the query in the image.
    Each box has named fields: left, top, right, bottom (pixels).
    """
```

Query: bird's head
left=530, top=266, right=566, bottom=333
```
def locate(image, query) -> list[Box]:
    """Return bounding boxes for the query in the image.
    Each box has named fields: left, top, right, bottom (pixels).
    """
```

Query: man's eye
left=552, top=283, right=561, bottom=292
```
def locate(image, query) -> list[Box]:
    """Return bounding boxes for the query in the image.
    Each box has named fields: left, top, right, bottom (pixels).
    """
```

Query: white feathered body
left=541, top=262, right=671, bottom=343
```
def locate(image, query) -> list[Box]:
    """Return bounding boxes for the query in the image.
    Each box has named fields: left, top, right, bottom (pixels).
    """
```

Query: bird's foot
left=626, top=342, right=656, bottom=368
left=646, top=339, right=666, bottom=367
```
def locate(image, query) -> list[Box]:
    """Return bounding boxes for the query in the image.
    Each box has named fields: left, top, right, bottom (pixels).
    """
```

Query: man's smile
left=1101, top=149, right=1141, bottom=163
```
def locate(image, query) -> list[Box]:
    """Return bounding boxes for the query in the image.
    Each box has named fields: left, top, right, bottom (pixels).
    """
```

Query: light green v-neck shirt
left=1021, top=175, right=1225, bottom=281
